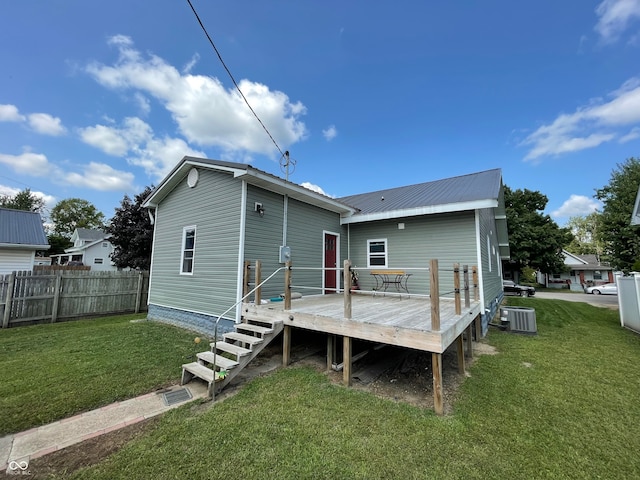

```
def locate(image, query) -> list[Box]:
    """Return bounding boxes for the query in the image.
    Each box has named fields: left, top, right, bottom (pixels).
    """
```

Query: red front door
left=324, top=233, right=337, bottom=293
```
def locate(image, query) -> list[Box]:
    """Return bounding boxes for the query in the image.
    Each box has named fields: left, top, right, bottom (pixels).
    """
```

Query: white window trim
left=94, top=258, right=103, bottom=264
left=367, top=238, right=388, bottom=268
left=180, top=225, right=197, bottom=275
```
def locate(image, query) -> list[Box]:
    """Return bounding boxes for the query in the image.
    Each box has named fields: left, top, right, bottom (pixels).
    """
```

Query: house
left=143, top=156, right=509, bottom=336
left=536, top=250, right=614, bottom=291
left=0, top=207, right=50, bottom=275
left=51, top=228, right=118, bottom=271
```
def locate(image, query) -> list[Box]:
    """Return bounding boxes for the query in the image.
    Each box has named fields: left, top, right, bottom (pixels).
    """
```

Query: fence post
left=243, top=261, right=251, bottom=299
left=51, top=272, right=62, bottom=323
left=430, top=259, right=440, bottom=331
left=135, top=271, right=144, bottom=314
left=2, top=272, right=15, bottom=328
left=343, top=260, right=352, bottom=319
left=472, top=266, right=479, bottom=301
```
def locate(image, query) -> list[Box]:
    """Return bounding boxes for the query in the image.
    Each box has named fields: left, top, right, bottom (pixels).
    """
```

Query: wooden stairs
left=181, top=316, right=284, bottom=397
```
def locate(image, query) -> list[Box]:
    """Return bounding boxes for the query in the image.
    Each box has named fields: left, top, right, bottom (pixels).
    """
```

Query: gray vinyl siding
left=477, top=207, right=503, bottom=306
left=286, top=198, right=345, bottom=294
left=244, top=187, right=345, bottom=298
left=348, top=212, right=477, bottom=297
left=149, top=169, right=242, bottom=317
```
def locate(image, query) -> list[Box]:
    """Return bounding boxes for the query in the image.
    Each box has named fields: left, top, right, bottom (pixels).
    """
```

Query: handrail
left=210, top=265, right=288, bottom=399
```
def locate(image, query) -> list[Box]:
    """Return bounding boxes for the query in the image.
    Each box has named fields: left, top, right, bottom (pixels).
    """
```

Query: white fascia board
left=0, top=243, right=50, bottom=250
left=341, top=199, right=498, bottom=224
left=143, top=160, right=247, bottom=208
left=236, top=170, right=356, bottom=215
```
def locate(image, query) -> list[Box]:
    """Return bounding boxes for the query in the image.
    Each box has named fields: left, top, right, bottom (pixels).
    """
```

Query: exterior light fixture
left=255, top=202, right=265, bottom=217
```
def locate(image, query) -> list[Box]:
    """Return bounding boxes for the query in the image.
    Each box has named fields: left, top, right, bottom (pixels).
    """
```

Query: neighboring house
left=0, top=207, right=50, bottom=275
left=536, top=249, right=614, bottom=291
left=143, top=156, right=509, bottom=336
left=51, top=228, right=118, bottom=271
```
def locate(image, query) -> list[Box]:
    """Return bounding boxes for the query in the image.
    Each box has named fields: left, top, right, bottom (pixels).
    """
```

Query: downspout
left=235, top=180, right=248, bottom=323
left=147, top=207, right=158, bottom=307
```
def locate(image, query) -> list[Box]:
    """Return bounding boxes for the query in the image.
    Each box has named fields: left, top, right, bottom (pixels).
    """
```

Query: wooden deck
left=243, top=293, right=482, bottom=354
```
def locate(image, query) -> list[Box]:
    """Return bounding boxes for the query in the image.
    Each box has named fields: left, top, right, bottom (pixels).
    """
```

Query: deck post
left=255, top=260, right=262, bottom=305
left=284, top=261, right=292, bottom=310
left=453, top=263, right=461, bottom=315
left=327, top=335, right=335, bottom=371
left=343, top=336, right=352, bottom=386
left=474, top=314, right=482, bottom=341
left=463, top=265, right=470, bottom=308
left=343, top=260, right=352, bottom=319
left=456, top=334, right=465, bottom=374
left=283, top=325, right=291, bottom=366
left=243, top=261, right=251, bottom=299
left=465, top=324, right=473, bottom=358
left=432, top=352, right=444, bottom=415
left=472, top=266, right=479, bottom=301
left=430, top=259, right=440, bottom=331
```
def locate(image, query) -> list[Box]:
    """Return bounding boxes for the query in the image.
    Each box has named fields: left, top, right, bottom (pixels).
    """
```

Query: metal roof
left=338, top=169, right=503, bottom=223
left=73, top=228, right=107, bottom=242
left=0, top=208, right=49, bottom=247
left=143, top=156, right=356, bottom=215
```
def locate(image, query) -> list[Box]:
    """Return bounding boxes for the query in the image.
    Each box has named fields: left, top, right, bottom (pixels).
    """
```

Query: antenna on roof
left=280, top=151, right=296, bottom=182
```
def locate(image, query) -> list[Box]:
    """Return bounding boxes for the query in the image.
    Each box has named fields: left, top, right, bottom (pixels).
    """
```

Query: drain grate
left=162, top=387, right=193, bottom=406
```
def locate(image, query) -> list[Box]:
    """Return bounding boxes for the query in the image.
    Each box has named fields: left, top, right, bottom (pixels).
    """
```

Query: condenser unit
left=500, top=306, right=537, bottom=334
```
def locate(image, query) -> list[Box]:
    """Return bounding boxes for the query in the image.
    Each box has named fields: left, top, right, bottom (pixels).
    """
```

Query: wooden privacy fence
left=0, top=270, right=149, bottom=328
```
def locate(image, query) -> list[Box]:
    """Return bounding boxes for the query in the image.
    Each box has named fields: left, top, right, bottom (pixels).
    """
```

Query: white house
left=52, top=228, right=118, bottom=271
left=0, top=207, right=50, bottom=274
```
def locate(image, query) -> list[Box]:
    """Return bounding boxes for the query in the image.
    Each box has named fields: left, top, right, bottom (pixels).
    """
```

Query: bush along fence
left=0, top=270, right=149, bottom=328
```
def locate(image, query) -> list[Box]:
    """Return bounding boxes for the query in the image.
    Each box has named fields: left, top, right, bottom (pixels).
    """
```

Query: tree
left=0, top=188, right=45, bottom=213
left=50, top=198, right=105, bottom=238
left=595, top=157, right=640, bottom=272
left=106, top=186, right=154, bottom=270
left=564, top=212, right=603, bottom=256
left=504, top=186, right=573, bottom=275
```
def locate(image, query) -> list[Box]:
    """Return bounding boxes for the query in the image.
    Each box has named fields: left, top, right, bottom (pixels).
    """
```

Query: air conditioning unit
left=500, top=306, right=537, bottom=334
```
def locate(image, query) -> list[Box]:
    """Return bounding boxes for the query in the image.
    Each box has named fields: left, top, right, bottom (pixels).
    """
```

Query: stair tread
left=211, top=341, right=251, bottom=357
left=236, top=323, right=273, bottom=335
left=197, top=351, right=239, bottom=370
left=224, top=331, right=264, bottom=346
left=182, top=362, right=222, bottom=383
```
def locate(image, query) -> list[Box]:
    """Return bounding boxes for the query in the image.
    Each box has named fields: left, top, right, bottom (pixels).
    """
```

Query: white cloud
left=620, top=126, right=640, bottom=142
left=64, top=162, right=135, bottom=191
left=323, top=125, right=338, bottom=141
left=0, top=184, right=56, bottom=212
left=0, top=151, right=52, bottom=176
left=552, top=195, right=602, bottom=218
left=86, top=36, right=307, bottom=157
left=79, top=116, right=205, bottom=179
left=595, top=0, right=640, bottom=43
left=521, top=77, right=640, bottom=160
left=301, top=181, right=334, bottom=197
left=133, top=92, right=151, bottom=115
left=27, top=113, right=66, bottom=136
left=0, top=104, right=25, bottom=122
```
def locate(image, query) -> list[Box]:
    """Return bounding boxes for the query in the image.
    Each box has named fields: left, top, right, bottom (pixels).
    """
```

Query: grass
left=0, top=314, right=208, bottom=435
left=61, top=298, right=640, bottom=479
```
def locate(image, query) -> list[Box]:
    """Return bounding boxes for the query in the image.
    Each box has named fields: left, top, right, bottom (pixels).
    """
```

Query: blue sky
left=1, top=1, right=640, bottom=226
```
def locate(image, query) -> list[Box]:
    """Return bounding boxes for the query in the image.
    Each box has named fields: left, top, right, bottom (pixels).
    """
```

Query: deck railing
left=242, top=259, right=479, bottom=331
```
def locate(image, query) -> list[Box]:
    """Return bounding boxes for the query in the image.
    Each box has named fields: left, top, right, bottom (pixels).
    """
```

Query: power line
left=186, top=0, right=286, bottom=158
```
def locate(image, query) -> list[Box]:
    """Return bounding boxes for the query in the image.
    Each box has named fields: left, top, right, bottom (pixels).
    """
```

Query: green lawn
left=0, top=314, right=207, bottom=435
left=64, top=298, right=640, bottom=480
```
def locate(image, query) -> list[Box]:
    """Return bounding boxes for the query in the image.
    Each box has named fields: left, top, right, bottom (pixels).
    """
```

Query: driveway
left=534, top=291, right=619, bottom=309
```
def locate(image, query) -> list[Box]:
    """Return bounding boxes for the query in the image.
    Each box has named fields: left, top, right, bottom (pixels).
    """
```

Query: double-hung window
left=367, top=239, right=388, bottom=268
left=181, top=226, right=196, bottom=274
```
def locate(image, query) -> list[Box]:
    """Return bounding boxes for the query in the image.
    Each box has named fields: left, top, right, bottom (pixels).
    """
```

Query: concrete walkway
left=0, top=382, right=208, bottom=474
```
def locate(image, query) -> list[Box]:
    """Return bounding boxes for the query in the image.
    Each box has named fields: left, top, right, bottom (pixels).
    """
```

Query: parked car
left=503, top=280, right=536, bottom=297
left=585, top=283, right=617, bottom=295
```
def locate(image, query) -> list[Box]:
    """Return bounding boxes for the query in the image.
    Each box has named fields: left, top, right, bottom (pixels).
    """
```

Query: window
left=94, top=258, right=103, bottom=264
left=594, top=271, right=602, bottom=280
left=181, top=226, right=196, bottom=274
left=367, top=239, right=387, bottom=267
left=102, top=242, right=109, bottom=248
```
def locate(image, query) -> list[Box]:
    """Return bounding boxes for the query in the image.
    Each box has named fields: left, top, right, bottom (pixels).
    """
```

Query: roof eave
left=0, top=243, right=50, bottom=250
left=340, top=199, right=498, bottom=224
